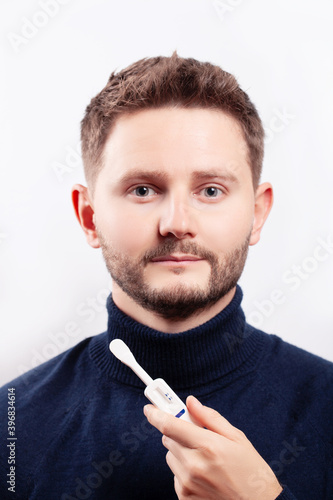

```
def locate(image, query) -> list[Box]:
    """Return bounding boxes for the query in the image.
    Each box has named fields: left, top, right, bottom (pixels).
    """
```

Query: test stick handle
left=131, top=360, right=153, bottom=387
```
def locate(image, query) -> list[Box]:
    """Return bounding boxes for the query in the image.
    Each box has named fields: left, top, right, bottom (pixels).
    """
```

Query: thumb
left=186, top=396, right=243, bottom=441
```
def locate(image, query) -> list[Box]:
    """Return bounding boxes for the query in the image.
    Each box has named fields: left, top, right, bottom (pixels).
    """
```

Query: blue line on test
left=175, top=409, right=185, bottom=418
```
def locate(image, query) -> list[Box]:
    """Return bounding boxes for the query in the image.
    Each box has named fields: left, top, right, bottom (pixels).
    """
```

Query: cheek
left=98, top=204, right=157, bottom=256
left=199, top=204, right=253, bottom=252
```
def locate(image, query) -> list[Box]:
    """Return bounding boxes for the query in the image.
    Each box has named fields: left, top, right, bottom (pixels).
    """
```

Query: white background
left=1, top=0, right=332, bottom=386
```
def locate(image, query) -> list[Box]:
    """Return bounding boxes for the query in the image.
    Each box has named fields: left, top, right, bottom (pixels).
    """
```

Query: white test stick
left=110, top=339, right=153, bottom=386
left=109, top=339, right=195, bottom=424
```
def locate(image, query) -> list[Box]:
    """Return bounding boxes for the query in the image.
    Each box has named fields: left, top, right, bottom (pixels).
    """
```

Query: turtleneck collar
left=90, top=285, right=264, bottom=391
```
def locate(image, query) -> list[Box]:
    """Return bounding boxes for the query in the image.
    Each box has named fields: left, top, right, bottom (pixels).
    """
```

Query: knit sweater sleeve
left=275, top=486, right=297, bottom=499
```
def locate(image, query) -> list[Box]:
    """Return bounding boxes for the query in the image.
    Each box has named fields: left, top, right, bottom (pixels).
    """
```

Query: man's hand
left=144, top=395, right=283, bottom=500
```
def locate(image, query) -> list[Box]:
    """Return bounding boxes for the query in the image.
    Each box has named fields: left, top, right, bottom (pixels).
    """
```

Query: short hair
left=81, top=52, right=264, bottom=195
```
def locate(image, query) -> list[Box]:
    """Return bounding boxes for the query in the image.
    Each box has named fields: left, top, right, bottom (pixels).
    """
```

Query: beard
left=96, top=229, right=251, bottom=321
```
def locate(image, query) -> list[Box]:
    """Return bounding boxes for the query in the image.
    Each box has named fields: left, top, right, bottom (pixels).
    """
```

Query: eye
left=133, top=186, right=156, bottom=197
left=201, top=186, right=223, bottom=198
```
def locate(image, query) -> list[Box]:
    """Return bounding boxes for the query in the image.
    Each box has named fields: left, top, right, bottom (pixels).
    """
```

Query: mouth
left=150, top=254, right=204, bottom=264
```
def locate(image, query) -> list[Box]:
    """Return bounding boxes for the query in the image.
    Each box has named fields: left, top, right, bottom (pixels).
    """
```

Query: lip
left=150, top=254, right=203, bottom=263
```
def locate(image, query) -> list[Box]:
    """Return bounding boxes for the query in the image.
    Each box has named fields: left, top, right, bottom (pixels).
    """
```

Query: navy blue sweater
left=0, top=286, right=332, bottom=499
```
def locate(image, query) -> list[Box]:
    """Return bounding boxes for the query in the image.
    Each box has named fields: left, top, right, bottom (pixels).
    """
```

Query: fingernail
left=189, top=395, right=202, bottom=407
left=143, top=405, right=151, bottom=417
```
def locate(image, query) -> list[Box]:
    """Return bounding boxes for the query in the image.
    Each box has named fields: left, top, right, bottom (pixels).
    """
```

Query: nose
left=158, top=193, right=197, bottom=239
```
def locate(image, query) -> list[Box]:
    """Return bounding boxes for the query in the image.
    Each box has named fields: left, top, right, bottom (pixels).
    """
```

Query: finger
left=162, top=434, right=187, bottom=463
left=173, top=476, right=182, bottom=499
left=165, top=451, right=193, bottom=498
left=165, top=449, right=185, bottom=478
left=144, top=404, right=207, bottom=448
left=166, top=448, right=212, bottom=499
left=186, top=396, right=246, bottom=442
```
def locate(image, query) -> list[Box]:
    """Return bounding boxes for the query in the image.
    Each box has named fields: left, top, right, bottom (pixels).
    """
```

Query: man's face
left=91, top=107, right=257, bottom=320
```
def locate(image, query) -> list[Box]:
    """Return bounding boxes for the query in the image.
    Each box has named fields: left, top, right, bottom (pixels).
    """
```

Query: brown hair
left=81, top=52, right=264, bottom=195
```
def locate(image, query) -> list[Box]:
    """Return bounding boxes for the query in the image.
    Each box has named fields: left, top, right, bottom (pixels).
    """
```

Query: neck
left=112, top=285, right=237, bottom=333
left=89, top=284, right=265, bottom=390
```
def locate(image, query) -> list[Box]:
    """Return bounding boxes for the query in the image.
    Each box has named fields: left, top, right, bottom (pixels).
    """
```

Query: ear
left=249, top=182, right=273, bottom=246
left=71, top=184, right=100, bottom=248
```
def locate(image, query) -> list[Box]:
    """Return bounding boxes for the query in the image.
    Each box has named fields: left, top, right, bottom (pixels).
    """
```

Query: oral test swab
left=109, top=339, right=195, bottom=424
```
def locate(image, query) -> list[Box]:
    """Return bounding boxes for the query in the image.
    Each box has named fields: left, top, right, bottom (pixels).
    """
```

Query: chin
left=150, top=277, right=208, bottom=291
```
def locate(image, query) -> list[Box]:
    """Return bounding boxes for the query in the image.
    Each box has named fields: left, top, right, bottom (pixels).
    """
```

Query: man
left=0, top=53, right=332, bottom=499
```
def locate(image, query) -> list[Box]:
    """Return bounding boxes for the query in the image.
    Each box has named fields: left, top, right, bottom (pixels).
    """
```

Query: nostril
left=158, top=198, right=197, bottom=239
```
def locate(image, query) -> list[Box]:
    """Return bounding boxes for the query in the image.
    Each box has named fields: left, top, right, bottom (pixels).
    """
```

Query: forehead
left=100, top=107, right=251, bottom=184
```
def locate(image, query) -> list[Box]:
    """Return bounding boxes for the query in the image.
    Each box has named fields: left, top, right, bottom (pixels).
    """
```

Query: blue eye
left=202, top=187, right=223, bottom=198
left=133, top=186, right=156, bottom=197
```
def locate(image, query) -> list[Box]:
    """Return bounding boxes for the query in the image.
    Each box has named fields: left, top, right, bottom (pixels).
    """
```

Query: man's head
left=72, top=54, right=273, bottom=328
left=81, top=52, right=265, bottom=197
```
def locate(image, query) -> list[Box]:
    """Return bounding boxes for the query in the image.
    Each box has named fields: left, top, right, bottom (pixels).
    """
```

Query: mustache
left=142, top=239, right=218, bottom=266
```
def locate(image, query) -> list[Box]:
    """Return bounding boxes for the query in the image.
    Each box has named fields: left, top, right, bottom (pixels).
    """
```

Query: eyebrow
left=117, top=169, right=169, bottom=186
left=117, top=168, right=238, bottom=186
left=191, top=169, right=238, bottom=184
